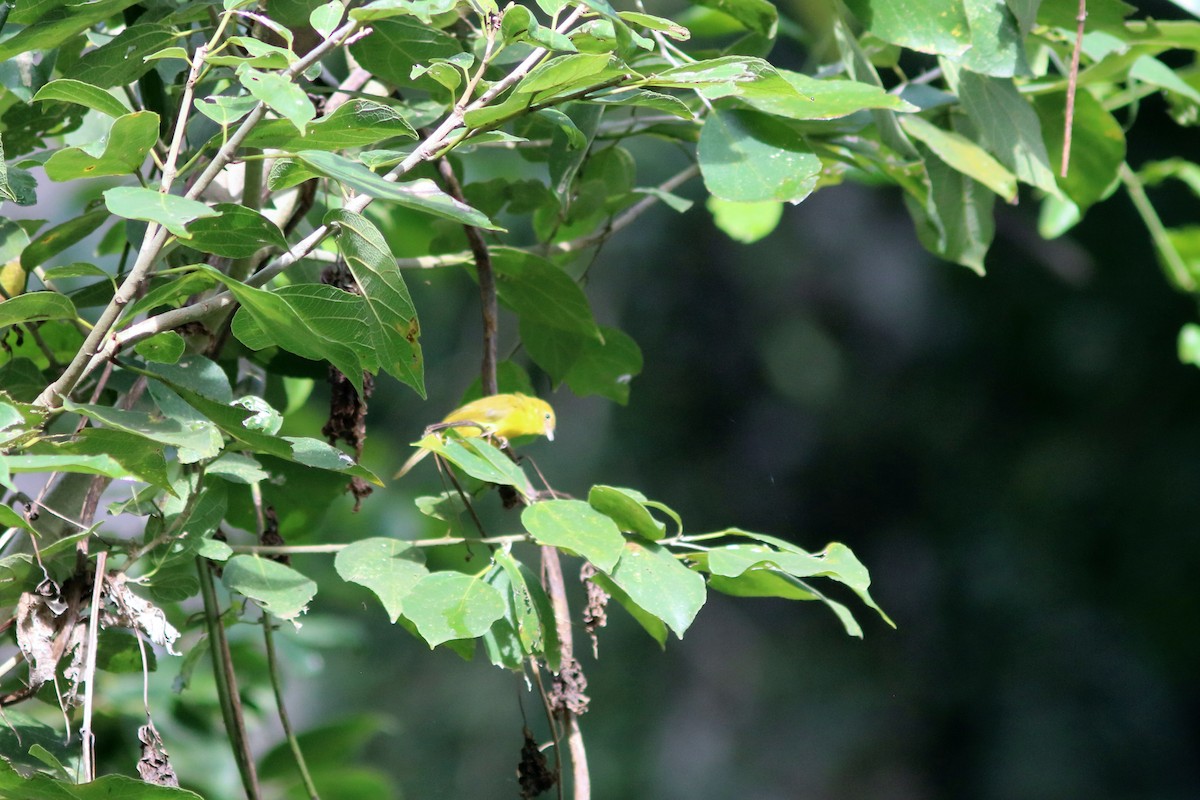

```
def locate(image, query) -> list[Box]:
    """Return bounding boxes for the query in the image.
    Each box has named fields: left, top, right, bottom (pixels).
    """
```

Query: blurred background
left=281, top=80, right=1200, bottom=799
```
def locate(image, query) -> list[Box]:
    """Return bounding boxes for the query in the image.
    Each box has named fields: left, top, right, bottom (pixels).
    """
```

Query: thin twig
left=1119, top=161, right=1194, bottom=291
left=263, top=618, right=321, bottom=800
left=548, top=164, right=700, bottom=255
left=435, top=158, right=500, bottom=395
left=1061, top=0, right=1087, bottom=177
left=198, top=558, right=261, bottom=799
left=230, top=532, right=530, bottom=555
left=541, top=546, right=589, bottom=800
left=79, top=551, right=107, bottom=781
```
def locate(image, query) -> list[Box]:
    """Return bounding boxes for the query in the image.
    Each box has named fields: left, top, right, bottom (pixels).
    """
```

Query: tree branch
left=435, top=157, right=499, bottom=395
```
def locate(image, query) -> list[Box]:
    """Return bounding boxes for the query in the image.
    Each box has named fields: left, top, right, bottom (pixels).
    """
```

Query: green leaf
left=134, top=331, right=186, bottom=363
left=348, top=16, right=462, bottom=88
left=906, top=140, right=994, bottom=274
left=957, top=0, right=1028, bottom=77
left=45, top=112, right=159, bottom=181
left=1037, top=0, right=1133, bottom=32
left=564, top=325, right=643, bottom=403
left=232, top=283, right=378, bottom=370
left=520, top=318, right=584, bottom=381
left=20, top=207, right=109, bottom=269
left=702, top=66, right=918, bottom=121
left=0, top=0, right=142, bottom=63
left=185, top=203, right=288, bottom=258
left=62, top=399, right=225, bottom=461
left=901, top=115, right=1017, bottom=201
left=1178, top=324, right=1200, bottom=368
left=310, top=1, right=343, bottom=36
left=689, top=0, right=777, bottom=36
left=34, top=427, right=172, bottom=490
left=201, top=266, right=367, bottom=397
left=297, top=150, right=501, bottom=230
left=0, top=291, right=76, bottom=325
left=159, top=378, right=382, bottom=481
left=33, top=78, right=133, bottom=119
left=223, top=555, right=317, bottom=621
left=490, top=549, right=560, bottom=669
left=587, top=568, right=668, bottom=646
left=104, top=187, right=219, bottom=238
left=491, top=247, right=601, bottom=337
left=147, top=356, right=234, bottom=403
left=327, top=209, right=424, bottom=395
left=953, top=67, right=1058, bottom=195
left=351, top=0, right=461, bottom=21
left=335, top=538, right=428, bottom=622
left=209, top=37, right=296, bottom=68
left=707, top=567, right=821, bottom=600
left=845, top=0, right=971, bottom=59
left=522, top=499, right=625, bottom=572
left=698, top=107, right=821, bottom=203
left=1031, top=91, right=1126, bottom=212
left=125, top=272, right=218, bottom=318
left=644, top=56, right=765, bottom=89
left=418, top=432, right=534, bottom=493
left=0, top=453, right=135, bottom=481
left=713, top=532, right=893, bottom=626
left=61, top=22, right=178, bottom=88
left=208, top=452, right=270, bottom=484
left=236, top=65, right=316, bottom=135
left=517, top=53, right=614, bottom=96
left=194, top=94, right=260, bottom=125
left=242, top=99, right=416, bottom=151
left=403, top=571, right=507, bottom=647
left=707, top=197, right=784, bottom=244
left=605, top=539, right=706, bottom=638
left=41, top=262, right=112, bottom=283
left=588, top=485, right=666, bottom=541
left=585, top=88, right=695, bottom=119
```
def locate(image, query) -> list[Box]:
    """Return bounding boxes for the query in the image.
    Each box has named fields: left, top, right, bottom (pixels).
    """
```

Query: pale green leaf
left=403, top=572, right=506, bottom=647
left=223, top=555, right=317, bottom=621
left=0, top=291, right=76, bottom=326
left=522, top=499, right=625, bottom=572
left=335, top=538, right=428, bottom=621
left=104, top=187, right=219, bottom=238
left=297, top=150, right=501, bottom=230
left=185, top=203, right=288, bottom=258
left=698, top=108, right=820, bottom=203
left=33, top=79, right=132, bottom=119
left=604, top=539, right=706, bottom=638
left=707, top=197, right=784, bottom=244
left=237, top=65, right=315, bottom=135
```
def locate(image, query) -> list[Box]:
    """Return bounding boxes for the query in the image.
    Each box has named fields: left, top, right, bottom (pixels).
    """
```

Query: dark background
left=316, top=151, right=1200, bottom=800
left=282, top=5, right=1200, bottom=799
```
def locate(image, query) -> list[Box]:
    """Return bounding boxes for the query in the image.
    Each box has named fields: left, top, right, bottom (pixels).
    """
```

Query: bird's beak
left=546, top=428, right=554, bottom=441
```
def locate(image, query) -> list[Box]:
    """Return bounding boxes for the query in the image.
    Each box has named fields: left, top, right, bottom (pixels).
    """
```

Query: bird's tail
left=393, top=434, right=440, bottom=479
left=393, top=448, right=429, bottom=479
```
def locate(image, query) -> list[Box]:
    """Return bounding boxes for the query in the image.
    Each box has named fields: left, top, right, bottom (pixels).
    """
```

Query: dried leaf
left=137, top=721, right=180, bottom=787
left=103, top=574, right=181, bottom=655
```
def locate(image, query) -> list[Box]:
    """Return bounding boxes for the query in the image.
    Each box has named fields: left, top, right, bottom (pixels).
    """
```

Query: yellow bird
left=394, top=392, right=556, bottom=478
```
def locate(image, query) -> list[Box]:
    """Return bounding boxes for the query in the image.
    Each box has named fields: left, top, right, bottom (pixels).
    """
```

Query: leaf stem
left=198, top=558, right=261, bottom=800
left=1119, top=161, right=1195, bottom=291
left=262, top=616, right=321, bottom=800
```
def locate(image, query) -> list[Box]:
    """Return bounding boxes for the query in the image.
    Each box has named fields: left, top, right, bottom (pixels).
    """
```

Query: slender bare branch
left=1061, top=0, right=1087, bottom=177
